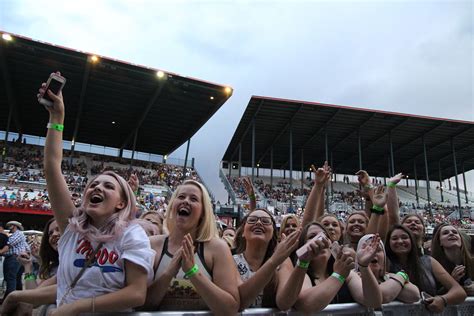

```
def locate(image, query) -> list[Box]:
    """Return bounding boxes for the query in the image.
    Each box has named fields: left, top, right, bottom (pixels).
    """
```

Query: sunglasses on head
left=247, top=215, right=272, bottom=225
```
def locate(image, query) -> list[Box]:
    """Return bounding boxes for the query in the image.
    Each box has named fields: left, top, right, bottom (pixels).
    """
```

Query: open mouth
left=252, top=227, right=265, bottom=234
left=370, top=258, right=378, bottom=264
left=177, top=208, right=190, bottom=217
left=90, top=194, right=104, bottom=204
left=351, top=226, right=362, bottom=233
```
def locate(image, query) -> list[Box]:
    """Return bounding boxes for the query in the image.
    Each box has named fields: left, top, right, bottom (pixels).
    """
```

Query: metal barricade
left=81, top=298, right=474, bottom=315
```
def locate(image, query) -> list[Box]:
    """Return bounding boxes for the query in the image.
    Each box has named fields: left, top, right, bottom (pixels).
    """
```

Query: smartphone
left=39, top=73, right=66, bottom=107
left=421, top=291, right=432, bottom=304
left=296, top=232, right=326, bottom=259
left=330, top=241, right=341, bottom=258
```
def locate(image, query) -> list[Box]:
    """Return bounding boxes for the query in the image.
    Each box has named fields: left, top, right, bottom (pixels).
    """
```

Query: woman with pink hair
left=38, top=73, right=155, bottom=315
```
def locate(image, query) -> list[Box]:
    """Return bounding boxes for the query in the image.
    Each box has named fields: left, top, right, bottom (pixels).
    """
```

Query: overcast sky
left=1, top=0, right=472, bottom=202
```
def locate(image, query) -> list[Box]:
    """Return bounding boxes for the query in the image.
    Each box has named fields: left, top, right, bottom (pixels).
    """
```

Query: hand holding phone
left=421, top=291, right=432, bottom=304
left=296, top=232, right=329, bottom=260
left=38, top=72, right=66, bottom=107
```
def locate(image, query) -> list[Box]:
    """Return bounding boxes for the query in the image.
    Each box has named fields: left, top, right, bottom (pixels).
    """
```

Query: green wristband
left=387, top=182, right=397, bottom=188
left=184, top=264, right=199, bottom=279
left=371, top=205, right=385, bottom=214
left=331, top=272, right=345, bottom=284
left=297, top=259, right=310, bottom=269
left=396, top=271, right=409, bottom=283
left=248, top=193, right=256, bottom=200
left=24, top=273, right=37, bottom=281
left=47, top=122, right=64, bottom=131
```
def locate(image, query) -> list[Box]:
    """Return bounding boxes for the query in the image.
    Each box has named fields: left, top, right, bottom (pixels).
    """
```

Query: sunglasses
left=247, top=215, right=273, bottom=226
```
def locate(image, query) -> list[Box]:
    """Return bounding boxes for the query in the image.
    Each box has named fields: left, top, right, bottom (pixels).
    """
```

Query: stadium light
left=224, top=86, right=232, bottom=94
left=210, top=96, right=214, bottom=100
left=112, top=121, right=116, bottom=124
left=156, top=71, right=165, bottom=78
left=257, top=163, right=260, bottom=167
left=2, top=33, right=12, bottom=41
left=90, top=55, right=99, bottom=63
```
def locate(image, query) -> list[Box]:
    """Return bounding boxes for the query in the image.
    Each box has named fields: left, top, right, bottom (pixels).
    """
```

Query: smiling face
left=389, top=228, right=412, bottom=256
left=283, top=217, right=299, bottom=236
left=402, top=216, right=424, bottom=240
left=223, top=228, right=236, bottom=239
left=171, top=184, right=203, bottom=232
left=320, top=215, right=342, bottom=241
left=83, top=174, right=126, bottom=226
left=243, top=210, right=274, bottom=244
left=439, top=225, right=462, bottom=249
left=346, top=214, right=367, bottom=240
left=47, top=220, right=60, bottom=251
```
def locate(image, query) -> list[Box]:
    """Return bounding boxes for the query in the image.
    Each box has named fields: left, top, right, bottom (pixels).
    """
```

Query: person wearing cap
left=1, top=220, right=30, bottom=299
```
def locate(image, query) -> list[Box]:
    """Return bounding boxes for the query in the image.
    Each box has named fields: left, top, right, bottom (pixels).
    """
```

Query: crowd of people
left=0, top=74, right=473, bottom=316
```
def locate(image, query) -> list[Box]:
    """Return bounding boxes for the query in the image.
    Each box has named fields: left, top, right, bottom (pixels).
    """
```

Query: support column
left=182, top=139, right=191, bottom=181
left=129, top=129, right=139, bottom=169
left=438, top=161, right=444, bottom=202
left=414, top=160, right=419, bottom=207
left=451, top=139, right=462, bottom=214
left=390, top=131, right=395, bottom=176
left=422, top=136, right=432, bottom=216
left=270, top=147, right=273, bottom=188
left=462, top=163, right=469, bottom=204
left=330, top=151, right=334, bottom=195
left=238, top=143, right=242, bottom=178
left=325, top=129, right=329, bottom=211
left=2, top=107, right=12, bottom=161
left=289, top=123, right=293, bottom=213
left=301, top=149, right=304, bottom=192
left=251, top=119, right=256, bottom=182
left=358, top=130, right=362, bottom=170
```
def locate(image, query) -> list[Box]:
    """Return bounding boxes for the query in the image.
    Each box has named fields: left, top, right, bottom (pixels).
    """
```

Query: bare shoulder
left=205, top=237, right=232, bottom=257
left=149, top=235, right=166, bottom=252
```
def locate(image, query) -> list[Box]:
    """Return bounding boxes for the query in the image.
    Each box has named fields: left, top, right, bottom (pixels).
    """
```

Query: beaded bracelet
left=331, top=272, right=345, bottom=284
left=185, top=264, right=199, bottom=278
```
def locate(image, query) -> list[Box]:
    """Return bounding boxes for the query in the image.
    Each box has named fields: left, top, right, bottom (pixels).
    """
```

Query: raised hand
left=272, top=229, right=301, bottom=265
left=128, top=173, right=139, bottom=193
left=372, top=186, right=387, bottom=208
left=181, top=234, right=196, bottom=273
left=451, top=265, right=466, bottom=282
left=37, top=72, right=65, bottom=119
left=297, top=233, right=331, bottom=262
left=388, top=173, right=404, bottom=185
left=356, top=170, right=372, bottom=188
left=311, top=161, right=331, bottom=185
left=241, top=177, right=255, bottom=197
left=333, top=248, right=355, bottom=278
left=357, top=234, right=380, bottom=267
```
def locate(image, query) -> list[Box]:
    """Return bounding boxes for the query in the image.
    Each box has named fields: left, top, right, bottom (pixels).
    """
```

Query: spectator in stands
left=145, top=180, right=240, bottom=314
left=385, top=224, right=466, bottom=313
left=0, top=220, right=29, bottom=300
left=294, top=223, right=382, bottom=313
left=431, top=224, right=474, bottom=296
left=233, top=208, right=304, bottom=310
left=40, top=74, right=155, bottom=315
left=356, top=234, right=420, bottom=303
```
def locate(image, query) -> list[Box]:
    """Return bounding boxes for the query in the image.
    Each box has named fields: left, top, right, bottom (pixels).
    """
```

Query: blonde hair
left=279, top=214, right=300, bottom=239
left=69, top=171, right=137, bottom=243
left=165, top=180, right=217, bottom=242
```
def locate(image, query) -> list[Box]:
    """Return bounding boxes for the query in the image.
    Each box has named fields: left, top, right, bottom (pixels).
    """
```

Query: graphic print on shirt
left=74, top=238, right=123, bottom=273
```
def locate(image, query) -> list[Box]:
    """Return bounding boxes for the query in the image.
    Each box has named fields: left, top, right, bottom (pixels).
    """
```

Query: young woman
left=356, top=234, right=420, bottom=304
left=385, top=224, right=466, bottom=313
left=294, top=223, right=383, bottom=313
left=279, top=214, right=300, bottom=240
left=401, top=214, right=427, bottom=254
left=345, top=211, right=369, bottom=250
left=145, top=180, right=240, bottom=314
left=232, top=208, right=301, bottom=310
left=139, top=211, right=165, bottom=235
left=39, top=73, right=155, bottom=315
left=431, top=224, right=474, bottom=295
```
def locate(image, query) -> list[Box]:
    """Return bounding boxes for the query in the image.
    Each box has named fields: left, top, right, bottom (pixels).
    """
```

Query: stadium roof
left=223, top=96, right=474, bottom=181
left=0, top=31, right=232, bottom=156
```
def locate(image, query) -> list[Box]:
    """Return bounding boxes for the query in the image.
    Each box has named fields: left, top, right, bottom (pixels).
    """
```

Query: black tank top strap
left=197, top=241, right=213, bottom=278
left=158, top=236, right=170, bottom=265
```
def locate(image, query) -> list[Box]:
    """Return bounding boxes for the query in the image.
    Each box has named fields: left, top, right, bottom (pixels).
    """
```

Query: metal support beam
left=438, top=161, right=444, bottom=202
left=422, top=136, right=432, bottom=216
left=414, top=160, right=419, bottom=207
left=120, top=80, right=166, bottom=150
left=2, top=106, right=12, bottom=160
left=70, top=57, right=92, bottom=160
left=270, top=147, right=274, bottom=188
left=257, top=103, right=305, bottom=164
left=182, top=139, right=191, bottom=181
left=251, top=119, right=256, bottom=182
left=325, top=129, right=329, bottom=211
left=238, top=143, right=242, bottom=178
left=358, top=130, right=362, bottom=170
left=289, top=122, right=293, bottom=213
left=301, top=149, right=304, bottom=192
left=129, top=129, right=139, bottom=169
left=330, top=151, right=334, bottom=195
left=451, top=139, right=462, bottom=213
left=230, top=100, right=265, bottom=158
left=389, top=131, right=395, bottom=176
left=462, top=163, right=469, bottom=204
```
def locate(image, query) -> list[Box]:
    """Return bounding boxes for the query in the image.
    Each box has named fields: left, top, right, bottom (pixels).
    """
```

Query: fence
left=81, top=297, right=474, bottom=315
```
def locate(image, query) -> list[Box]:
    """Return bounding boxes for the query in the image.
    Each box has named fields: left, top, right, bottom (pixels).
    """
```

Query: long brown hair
left=431, top=223, right=474, bottom=280
left=38, top=218, right=59, bottom=280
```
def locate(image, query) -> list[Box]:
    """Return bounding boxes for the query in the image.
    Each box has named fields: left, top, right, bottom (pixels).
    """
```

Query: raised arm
left=39, top=74, right=75, bottom=233
left=302, top=162, right=330, bottom=228
left=387, top=173, right=403, bottom=227
left=366, top=186, right=387, bottom=235
left=241, top=177, right=256, bottom=211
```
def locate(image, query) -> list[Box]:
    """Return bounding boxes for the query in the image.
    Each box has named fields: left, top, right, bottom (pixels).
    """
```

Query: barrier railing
left=81, top=297, right=474, bottom=315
